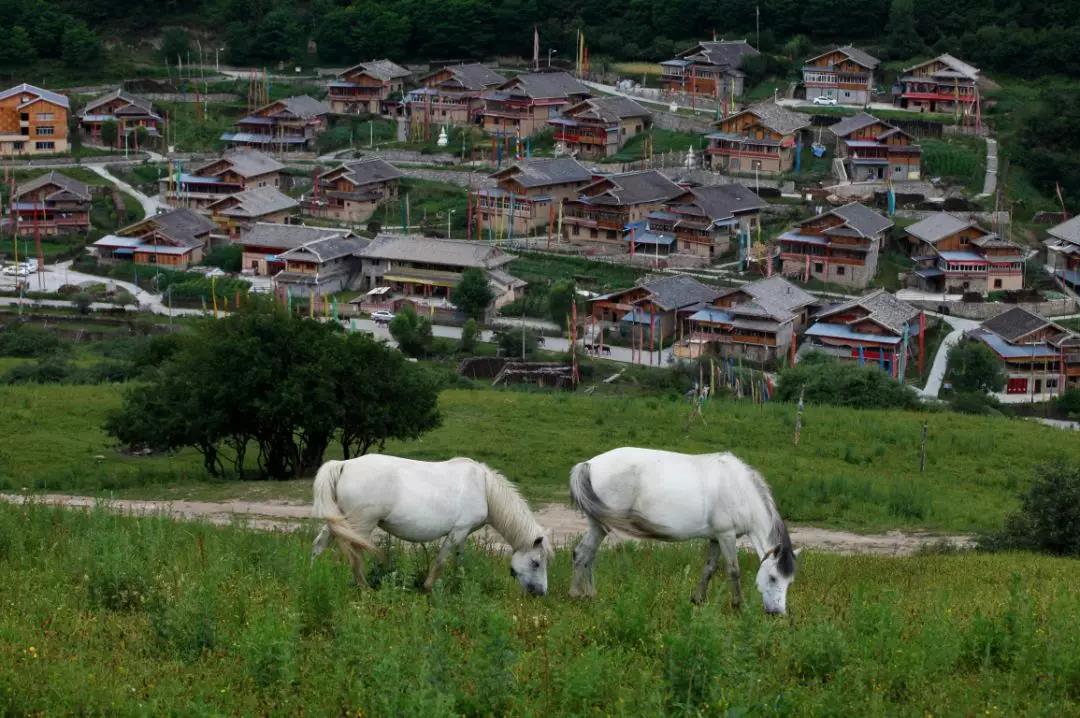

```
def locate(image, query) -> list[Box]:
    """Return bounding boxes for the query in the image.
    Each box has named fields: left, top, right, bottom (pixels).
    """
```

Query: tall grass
left=1, top=503, right=1079, bottom=715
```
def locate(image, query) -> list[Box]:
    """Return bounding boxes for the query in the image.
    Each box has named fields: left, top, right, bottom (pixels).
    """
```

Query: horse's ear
left=534, top=536, right=544, bottom=548
left=763, top=545, right=780, bottom=561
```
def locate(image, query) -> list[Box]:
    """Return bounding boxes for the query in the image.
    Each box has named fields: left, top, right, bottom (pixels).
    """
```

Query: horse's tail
left=312, top=460, right=381, bottom=556
left=569, top=461, right=659, bottom=538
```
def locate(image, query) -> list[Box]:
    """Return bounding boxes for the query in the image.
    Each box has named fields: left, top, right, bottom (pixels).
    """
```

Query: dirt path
left=1, top=494, right=974, bottom=555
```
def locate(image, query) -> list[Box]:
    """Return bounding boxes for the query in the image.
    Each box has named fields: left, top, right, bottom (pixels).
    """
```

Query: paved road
left=918, top=314, right=979, bottom=399
left=978, top=138, right=998, bottom=199
left=85, top=163, right=165, bottom=217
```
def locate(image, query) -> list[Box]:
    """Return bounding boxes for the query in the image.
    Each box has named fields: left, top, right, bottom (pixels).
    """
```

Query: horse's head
left=755, top=545, right=802, bottom=615
left=509, top=533, right=552, bottom=597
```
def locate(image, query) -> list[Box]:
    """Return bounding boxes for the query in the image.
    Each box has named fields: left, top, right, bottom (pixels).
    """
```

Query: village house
left=475, top=157, right=594, bottom=238
left=641, top=183, right=765, bottom=260
left=660, top=40, right=759, bottom=99
left=829, top=112, right=921, bottom=182
left=588, top=274, right=721, bottom=346
left=1045, top=215, right=1080, bottom=290
left=221, top=95, right=330, bottom=152
left=548, top=96, right=652, bottom=159
left=802, top=46, right=880, bottom=106
left=237, top=223, right=360, bottom=278
left=5, top=172, right=92, bottom=237
left=706, top=100, right=809, bottom=175
left=329, top=59, right=412, bottom=115
left=562, top=170, right=685, bottom=251
left=966, top=307, right=1080, bottom=400
left=76, top=89, right=161, bottom=148
left=801, top=289, right=925, bottom=378
left=207, top=186, right=298, bottom=239
left=680, top=276, right=817, bottom=363
left=160, top=149, right=284, bottom=210
left=777, top=202, right=893, bottom=289
left=0, top=84, right=70, bottom=156
left=272, top=233, right=372, bottom=298
left=356, top=235, right=524, bottom=310
left=91, top=208, right=215, bottom=270
left=904, top=213, right=1024, bottom=295
left=893, top=54, right=980, bottom=113
left=408, top=63, right=506, bottom=130
left=481, top=72, right=591, bottom=138
left=301, top=158, right=403, bottom=224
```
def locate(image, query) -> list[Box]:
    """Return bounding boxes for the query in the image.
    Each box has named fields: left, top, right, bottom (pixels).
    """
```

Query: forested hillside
left=1, top=0, right=1078, bottom=77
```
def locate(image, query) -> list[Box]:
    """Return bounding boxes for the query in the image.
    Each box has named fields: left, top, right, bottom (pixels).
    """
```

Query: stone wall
left=907, top=297, right=1077, bottom=320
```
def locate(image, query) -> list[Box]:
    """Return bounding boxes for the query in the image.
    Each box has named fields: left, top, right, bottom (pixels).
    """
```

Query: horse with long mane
left=311, top=455, right=553, bottom=595
left=569, top=447, right=801, bottom=614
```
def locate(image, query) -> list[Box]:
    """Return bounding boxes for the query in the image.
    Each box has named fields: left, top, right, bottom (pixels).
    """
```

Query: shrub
left=452, top=268, right=494, bottom=322
left=1056, top=389, right=1080, bottom=420
left=202, top=245, right=243, bottom=273
left=983, top=463, right=1080, bottom=556
left=389, top=304, right=434, bottom=358
left=947, top=341, right=1006, bottom=393
left=459, top=318, right=478, bottom=354
left=949, top=390, right=1007, bottom=416
left=776, top=353, right=921, bottom=410
left=3, top=357, right=74, bottom=384
left=497, top=327, right=538, bottom=359
left=0, top=324, right=64, bottom=357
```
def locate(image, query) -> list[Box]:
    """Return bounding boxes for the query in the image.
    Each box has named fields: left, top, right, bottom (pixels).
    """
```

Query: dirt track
left=1, top=494, right=974, bottom=555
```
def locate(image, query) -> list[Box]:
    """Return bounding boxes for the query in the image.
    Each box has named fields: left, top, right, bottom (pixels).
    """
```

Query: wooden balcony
left=553, top=131, right=605, bottom=145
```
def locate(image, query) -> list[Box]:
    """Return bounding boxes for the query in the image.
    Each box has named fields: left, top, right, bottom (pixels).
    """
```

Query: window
left=35, top=141, right=55, bottom=150
left=36, top=113, right=54, bottom=121
left=36, top=126, right=54, bottom=136
left=814, top=263, right=824, bottom=273
left=836, top=266, right=846, bottom=276
left=993, top=278, right=1003, bottom=289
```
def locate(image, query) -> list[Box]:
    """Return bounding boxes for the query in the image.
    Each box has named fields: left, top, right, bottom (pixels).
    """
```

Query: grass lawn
left=387, top=178, right=469, bottom=235
left=2, top=503, right=1080, bottom=715
left=606, top=129, right=707, bottom=164
left=921, top=136, right=986, bottom=194
left=156, top=100, right=245, bottom=153
left=508, top=252, right=643, bottom=293
left=5, top=384, right=1080, bottom=533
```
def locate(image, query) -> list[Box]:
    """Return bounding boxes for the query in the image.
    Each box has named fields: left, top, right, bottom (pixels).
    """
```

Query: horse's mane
left=747, top=466, right=796, bottom=577
left=480, top=463, right=550, bottom=554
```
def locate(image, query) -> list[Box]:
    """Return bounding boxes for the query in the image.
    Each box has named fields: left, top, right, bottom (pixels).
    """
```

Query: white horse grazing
left=569, top=447, right=801, bottom=614
left=311, top=455, right=553, bottom=595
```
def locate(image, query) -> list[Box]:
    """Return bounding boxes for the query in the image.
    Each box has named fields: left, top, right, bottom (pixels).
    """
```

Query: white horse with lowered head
left=569, top=447, right=801, bottom=614
left=311, top=454, right=553, bottom=595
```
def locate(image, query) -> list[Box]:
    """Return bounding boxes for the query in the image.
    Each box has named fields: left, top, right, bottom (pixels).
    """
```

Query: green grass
left=5, top=385, right=1080, bottom=533
left=508, top=252, right=643, bottom=292
left=791, top=104, right=959, bottom=126
left=156, top=100, right=245, bottom=153
left=606, top=129, right=707, bottom=163
left=922, top=136, right=986, bottom=194
left=3, top=502, right=1080, bottom=716
left=390, top=178, right=469, bottom=234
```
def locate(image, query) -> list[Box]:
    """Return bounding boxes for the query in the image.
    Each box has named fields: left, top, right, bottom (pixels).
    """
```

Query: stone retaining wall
left=908, top=298, right=1076, bottom=320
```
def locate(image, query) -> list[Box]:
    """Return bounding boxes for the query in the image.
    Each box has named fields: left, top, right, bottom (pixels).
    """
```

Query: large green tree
left=947, top=341, right=1006, bottom=394
left=453, top=268, right=495, bottom=322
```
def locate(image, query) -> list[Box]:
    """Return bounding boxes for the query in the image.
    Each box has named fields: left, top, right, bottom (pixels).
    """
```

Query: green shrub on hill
left=776, top=352, right=921, bottom=410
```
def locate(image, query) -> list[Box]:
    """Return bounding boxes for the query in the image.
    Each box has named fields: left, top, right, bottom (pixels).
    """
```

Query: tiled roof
left=677, top=40, right=759, bottom=70
left=1048, top=215, right=1080, bottom=246
left=79, top=88, right=154, bottom=117
left=325, top=157, right=403, bottom=186
left=496, top=71, right=590, bottom=99
left=277, top=235, right=370, bottom=263
left=430, top=63, right=506, bottom=91
left=198, top=149, right=284, bottom=178
left=15, top=171, right=91, bottom=201
left=120, top=208, right=215, bottom=248
left=209, top=186, right=298, bottom=218
left=717, top=276, right=816, bottom=321
left=579, top=170, right=683, bottom=206
left=904, top=54, right=979, bottom=80
left=0, top=83, right=69, bottom=109
left=805, top=45, right=880, bottom=70
left=638, top=274, right=720, bottom=311
left=830, top=202, right=893, bottom=237
left=828, top=112, right=882, bottom=138
left=685, top=183, right=764, bottom=221
left=562, top=96, right=651, bottom=123
left=815, top=289, right=919, bottom=335
left=726, top=100, right=809, bottom=135
left=358, top=235, right=515, bottom=268
left=905, top=212, right=982, bottom=244
left=239, top=223, right=355, bottom=251
left=492, top=157, right=593, bottom=188
left=342, top=59, right=411, bottom=81
left=264, top=95, right=330, bottom=118
left=981, top=306, right=1052, bottom=343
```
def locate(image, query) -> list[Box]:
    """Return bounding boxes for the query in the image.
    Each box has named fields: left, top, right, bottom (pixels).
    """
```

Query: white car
left=2, top=265, right=29, bottom=277
left=371, top=309, right=395, bottom=323
left=812, top=96, right=838, bottom=106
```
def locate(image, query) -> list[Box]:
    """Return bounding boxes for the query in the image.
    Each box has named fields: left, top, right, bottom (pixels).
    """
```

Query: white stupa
left=684, top=145, right=697, bottom=169
left=436, top=126, right=448, bottom=148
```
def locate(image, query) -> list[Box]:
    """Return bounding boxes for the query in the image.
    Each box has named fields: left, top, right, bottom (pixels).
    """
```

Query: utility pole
left=756, top=5, right=760, bottom=49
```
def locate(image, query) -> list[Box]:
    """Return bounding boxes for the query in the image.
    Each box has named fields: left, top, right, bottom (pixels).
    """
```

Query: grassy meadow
left=3, top=384, right=1080, bottom=533
left=1, top=502, right=1079, bottom=716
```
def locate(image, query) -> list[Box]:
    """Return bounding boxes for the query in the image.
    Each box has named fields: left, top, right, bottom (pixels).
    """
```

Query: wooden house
left=272, top=233, right=372, bottom=297
left=680, top=276, right=817, bottom=363
left=6, top=172, right=92, bottom=237
left=893, top=54, right=980, bottom=113
left=904, top=213, right=1023, bottom=295
left=207, top=186, right=298, bottom=239
left=1045, top=215, right=1080, bottom=290
left=548, top=96, right=651, bottom=158
left=481, top=72, right=591, bottom=137
left=706, top=100, right=809, bottom=175
left=967, top=307, right=1080, bottom=400
left=476, top=157, right=594, bottom=237
left=777, top=202, right=893, bottom=289
left=802, top=46, right=879, bottom=106
left=829, top=112, right=921, bottom=182
left=91, top=208, right=215, bottom=270
left=0, top=84, right=69, bottom=156
left=301, top=158, right=403, bottom=223
left=408, top=63, right=505, bottom=130
left=802, top=290, right=924, bottom=378
left=589, top=274, right=721, bottom=344
left=660, top=40, right=759, bottom=98
left=329, top=59, right=412, bottom=115
left=76, top=89, right=160, bottom=148
left=562, top=170, right=685, bottom=251
left=642, top=183, right=764, bottom=260
left=221, top=95, right=330, bottom=152
left=161, top=149, right=284, bottom=210
left=356, top=235, right=524, bottom=309
left=238, top=223, right=360, bottom=277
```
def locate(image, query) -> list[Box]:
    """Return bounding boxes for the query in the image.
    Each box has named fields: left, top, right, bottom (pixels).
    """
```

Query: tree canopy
left=453, top=268, right=495, bottom=322
left=947, top=341, right=1006, bottom=394
left=105, top=302, right=442, bottom=480
left=775, top=352, right=921, bottom=410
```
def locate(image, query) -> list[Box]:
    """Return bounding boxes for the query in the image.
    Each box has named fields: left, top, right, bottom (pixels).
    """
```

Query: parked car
left=2, top=265, right=29, bottom=277
left=812, top=96, right=838, bottom=106
left=371, top=309, right=395, bottom=324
